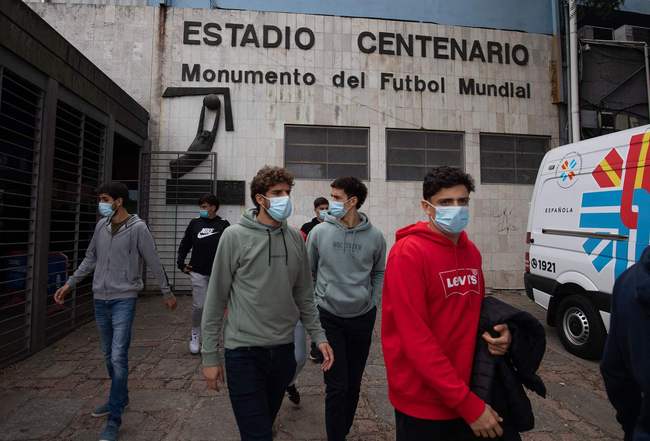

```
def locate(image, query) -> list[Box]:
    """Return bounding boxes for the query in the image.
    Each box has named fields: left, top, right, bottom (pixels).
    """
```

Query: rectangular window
left=386, top=129, right=464, bottom=181
left=284, top=125, right=369, bottom=180
left=480, top=133, right=550, bottom=184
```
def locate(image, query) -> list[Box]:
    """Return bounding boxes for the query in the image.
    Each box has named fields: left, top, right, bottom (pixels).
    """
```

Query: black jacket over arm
left=601, top=246, right=650, bottom=441
left=471, top=296, right=547, bottom=441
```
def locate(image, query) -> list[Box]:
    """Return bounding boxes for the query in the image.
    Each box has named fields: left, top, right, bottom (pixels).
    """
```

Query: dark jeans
left=95, top=298, right=137, bottom=426
left=225, top=343, right=296, bottom=441
left=320, top=306, right=377, bottom=441
left=395, top=409, right=476, bottom=441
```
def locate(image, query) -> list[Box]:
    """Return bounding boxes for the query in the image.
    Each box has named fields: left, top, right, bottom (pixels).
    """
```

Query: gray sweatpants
left=189, top=272, right=209, bottom=328
left=290, top=321, right=307, bottom=386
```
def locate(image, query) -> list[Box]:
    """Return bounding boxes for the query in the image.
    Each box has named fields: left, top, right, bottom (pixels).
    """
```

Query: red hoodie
left=382, top=221, right=485, bottom=424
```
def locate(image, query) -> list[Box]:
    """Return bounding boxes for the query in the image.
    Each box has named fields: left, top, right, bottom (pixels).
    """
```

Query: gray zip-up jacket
left=307, top=212, right=386, bottom=318
left=66, top=215, right=173, bottom=300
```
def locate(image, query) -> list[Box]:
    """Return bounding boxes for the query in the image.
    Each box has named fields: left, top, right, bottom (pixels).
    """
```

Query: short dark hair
left=199, top=193, right=219, bottom=209
left=313, top=197, right=329, bottom=208
left=250, top=166, right=295, bottom=208
left=330, top=177, right=367, bottom=209
left=423, top=166, right=475, bottom=201
left=96, top=182, right=129, bottom=203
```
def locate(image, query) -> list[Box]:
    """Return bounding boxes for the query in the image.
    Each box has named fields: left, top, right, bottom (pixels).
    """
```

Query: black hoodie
left=601, top=245, right=650, bottom=441
left=177, top=216, right=230, bottom=275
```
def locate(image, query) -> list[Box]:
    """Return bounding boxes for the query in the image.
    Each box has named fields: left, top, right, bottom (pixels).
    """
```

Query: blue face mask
left=98, top=202, right=114, bottom=218
left=199, top=210, right=209, bottom=218
left=318, top=209, right=328, bottom=220
left=262, top=195, right=292, bottom=222
left=328, top=200, right=350, bottom=219
left=425, top=202, right=469, bottom=234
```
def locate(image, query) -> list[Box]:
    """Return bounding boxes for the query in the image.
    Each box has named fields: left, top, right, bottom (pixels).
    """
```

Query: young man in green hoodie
left=201, top=166, right=334, bottom=441
left=307, top=176, right=387, bottom=441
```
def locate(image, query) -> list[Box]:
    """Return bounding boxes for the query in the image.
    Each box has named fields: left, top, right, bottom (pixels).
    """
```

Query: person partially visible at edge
left=301, top=196, right=329, bottom=241
left=301, top=196, right=330, bottom=365
left=381, top=166, right=512, bottom=441
left=601, top=245, right=650, bottom=441
left=177, top=193, right=230, bottom=355
left=201, top=166, right=335, bottom=441
left=54, top=182, right=177, bottom=441
left=307, top=176, right=386, bottom=441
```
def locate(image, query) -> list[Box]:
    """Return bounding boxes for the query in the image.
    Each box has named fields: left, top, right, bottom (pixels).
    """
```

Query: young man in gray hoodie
left=54, top=182, right=176, bottom=441
left=201, top=166, right=334, bottom=441
left=307, top=176, right=387, bottom=441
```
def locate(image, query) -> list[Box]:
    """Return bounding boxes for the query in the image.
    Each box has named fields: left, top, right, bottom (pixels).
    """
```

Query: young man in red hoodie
left=382, top=166, right=512, bottom=440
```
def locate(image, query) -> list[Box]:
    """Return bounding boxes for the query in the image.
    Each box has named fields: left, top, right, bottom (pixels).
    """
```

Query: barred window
left=284, top=125, right=369, bottom=180
left=480, top=134, right=550, bottom=184
left=386, top=129, right=464, bottom=181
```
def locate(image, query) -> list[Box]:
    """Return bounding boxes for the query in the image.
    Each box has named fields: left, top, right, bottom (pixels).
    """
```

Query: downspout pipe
left=569, top=0, right=580, bottom=142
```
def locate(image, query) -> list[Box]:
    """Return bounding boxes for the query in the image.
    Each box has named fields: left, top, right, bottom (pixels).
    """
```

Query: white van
left=525, top=125, right=650, bottom=359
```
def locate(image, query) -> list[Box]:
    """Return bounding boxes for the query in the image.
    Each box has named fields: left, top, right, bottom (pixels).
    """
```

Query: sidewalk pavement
left=0, top=291, right=623, bottom=440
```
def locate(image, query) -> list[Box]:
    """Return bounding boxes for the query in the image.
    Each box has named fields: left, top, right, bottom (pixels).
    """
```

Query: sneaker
left=98, top=419, right=120, bottom=441
left=189, top=328, right=200, bottom=355
left=286, top=384, right=300, bottom=405
left=309, top=343, right=324, bottom=363
left=91, top=401, right=128, bottom=418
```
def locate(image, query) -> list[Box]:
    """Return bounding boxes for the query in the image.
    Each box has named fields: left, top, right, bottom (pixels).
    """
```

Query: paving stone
left=0, top=397, right=84, bottom=440
left=0, top=294, right=625, bottom=440
left=175, top=397, right=239, bottom=441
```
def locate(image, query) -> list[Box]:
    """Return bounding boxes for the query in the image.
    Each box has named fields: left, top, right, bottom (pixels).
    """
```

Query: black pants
left=320, top=306, right=377, bottom=441
left=225, top=344, right=296, bottom=441
left=395, top=409, right=477, bottom=441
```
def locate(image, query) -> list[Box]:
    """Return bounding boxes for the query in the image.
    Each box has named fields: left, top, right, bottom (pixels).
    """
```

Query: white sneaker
left=189, top=328, right=200, bottom=355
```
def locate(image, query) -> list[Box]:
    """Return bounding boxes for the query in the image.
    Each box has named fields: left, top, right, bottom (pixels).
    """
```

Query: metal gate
left=140, top=151, right=217, bottom=293
left=0, top=67, right=43, bottom=365
left=46, top=100, right=105, bottom=343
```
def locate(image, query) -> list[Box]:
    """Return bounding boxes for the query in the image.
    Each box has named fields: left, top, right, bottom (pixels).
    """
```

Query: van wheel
left=557, top=294, right=606, bottom=360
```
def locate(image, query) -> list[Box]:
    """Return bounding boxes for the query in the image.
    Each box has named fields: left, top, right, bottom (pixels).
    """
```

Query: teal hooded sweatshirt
left=307, top=212, right=386, bottom=318
left=201, top=209, right=327, bottom=366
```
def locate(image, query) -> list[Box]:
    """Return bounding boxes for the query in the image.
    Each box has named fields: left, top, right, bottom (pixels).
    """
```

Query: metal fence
left=140, top=151, right=217, bottom=294
left=0, top=67, right=43, bottom=366
left=46, top=101, right=105, bottom=343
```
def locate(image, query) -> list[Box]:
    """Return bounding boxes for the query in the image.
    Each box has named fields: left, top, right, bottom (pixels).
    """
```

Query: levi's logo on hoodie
left=439, top=268, right=481, bottom=298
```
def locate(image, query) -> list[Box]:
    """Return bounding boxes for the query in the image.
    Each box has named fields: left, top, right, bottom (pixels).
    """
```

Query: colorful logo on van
left=579, top=131, right=650, bottom=279
left=557, top=152, right=582, bottom=188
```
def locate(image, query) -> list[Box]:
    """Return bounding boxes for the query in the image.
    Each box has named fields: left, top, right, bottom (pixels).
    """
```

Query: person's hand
left=53, top=284, right=72, bottom=305
left=183, top=265, right=193, bottom=274
left=203, top=365, right=224, bottom=391
left=164, top=295, right=177, bottom=311
left=470, top=404, right=504, bottom=438
left=482, top=324, right=511, bottom=356
left=318, top=342, right=335, bottom=371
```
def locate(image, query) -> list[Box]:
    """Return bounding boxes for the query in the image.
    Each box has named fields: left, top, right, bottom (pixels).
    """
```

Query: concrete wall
left=27, top=3, right=560, bottom=288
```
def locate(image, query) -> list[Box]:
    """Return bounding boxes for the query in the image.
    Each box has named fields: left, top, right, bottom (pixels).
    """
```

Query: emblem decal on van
left=556, top=152, right=582, bottom=188
left=579, top=131, right=650, bottom=278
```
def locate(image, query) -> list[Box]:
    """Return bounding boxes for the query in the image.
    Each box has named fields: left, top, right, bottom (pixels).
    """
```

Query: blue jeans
left=225, top=344, right=296, bottom=441
left=95, top=298, right=137, bottom=425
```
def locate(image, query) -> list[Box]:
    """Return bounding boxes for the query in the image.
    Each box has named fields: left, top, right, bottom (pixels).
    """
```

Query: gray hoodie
left=201, top=209, right=327, bottom=367
left=66, top=215, right=173, bottom=300
left=307, top=212, right=386, bottom=318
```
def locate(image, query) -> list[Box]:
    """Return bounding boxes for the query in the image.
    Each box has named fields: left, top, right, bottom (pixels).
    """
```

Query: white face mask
left=261, top=195, right=293, bottom=221
left=423, top=200, right=470, bottom=234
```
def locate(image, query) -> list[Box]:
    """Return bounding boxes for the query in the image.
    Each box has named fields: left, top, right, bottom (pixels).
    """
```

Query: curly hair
left=330, top=176, right=367, bottom=209
left=423, top=166, right=475, bottom=201
left=250, top=166, right=295, bottom=208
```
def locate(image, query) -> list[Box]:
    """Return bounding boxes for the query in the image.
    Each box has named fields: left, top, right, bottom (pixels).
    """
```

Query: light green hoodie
left=201, top=209, right=327, bottom=366
left=307, top=212, right=386, bottom=318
